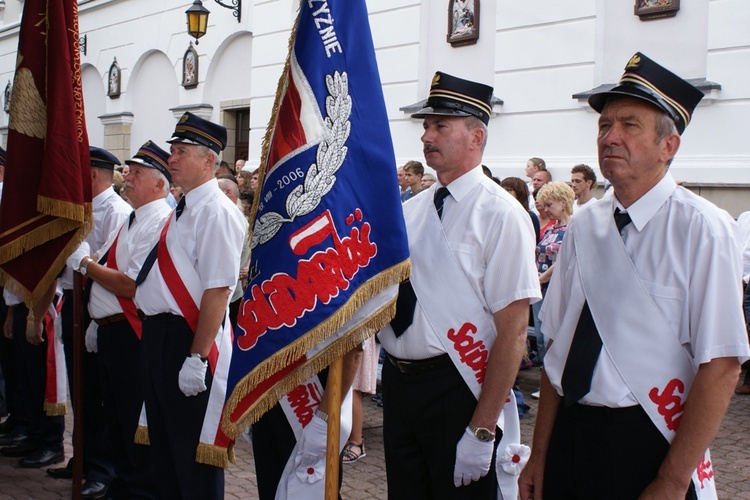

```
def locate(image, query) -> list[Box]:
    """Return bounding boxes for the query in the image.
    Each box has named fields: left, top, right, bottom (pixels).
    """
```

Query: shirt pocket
left=641, top=280, right=686, bottom=344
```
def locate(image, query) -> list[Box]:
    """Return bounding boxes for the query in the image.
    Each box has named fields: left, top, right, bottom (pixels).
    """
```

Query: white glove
left=453, top=427, right=495, bottom=487
left=178, top=355, right=208, bottom=397
left=66, top=242, right=91, bottom=271
left=85, top=321, right=98, bottom=353
left=294, top=412, right=328, bottom=483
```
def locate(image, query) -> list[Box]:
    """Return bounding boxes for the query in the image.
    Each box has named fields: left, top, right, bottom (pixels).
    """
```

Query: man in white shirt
left=379, top=71, right=539, bottom=499
left=135, top=113, right=247, bottom=499
left=570, top=163, right=597, bottom=213
left=520, top=52, right=749, bottom=499
left=48, top=147, right=131, bottom=492
left=67, top=141, right=173, bottom=498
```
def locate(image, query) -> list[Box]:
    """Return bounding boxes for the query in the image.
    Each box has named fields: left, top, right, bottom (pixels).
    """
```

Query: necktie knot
left=434, top=187, right=450, bottom=220
left=614, top=208, right=632, bottom=234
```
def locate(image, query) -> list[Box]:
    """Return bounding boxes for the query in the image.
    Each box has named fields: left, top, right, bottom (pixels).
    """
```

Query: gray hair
left=465, top=116, right=488, bottom=151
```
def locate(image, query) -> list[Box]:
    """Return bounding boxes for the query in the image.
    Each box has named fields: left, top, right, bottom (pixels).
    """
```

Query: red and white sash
left=150, top=214, right=236, bottom=467
left=404, top=192, right=526, bottom=499
left=105, top=226, right=142, bottom=338
left=44, top=296, right=67, bottom=416
left=574, top=198, right=716, bottom=498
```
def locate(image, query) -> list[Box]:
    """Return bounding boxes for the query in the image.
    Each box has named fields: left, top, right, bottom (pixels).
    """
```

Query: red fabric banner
left=0, top=0, right=91, bottom=303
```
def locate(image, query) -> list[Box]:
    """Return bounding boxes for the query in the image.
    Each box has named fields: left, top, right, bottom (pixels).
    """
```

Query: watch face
left=476, top=428, right=494, bottom=442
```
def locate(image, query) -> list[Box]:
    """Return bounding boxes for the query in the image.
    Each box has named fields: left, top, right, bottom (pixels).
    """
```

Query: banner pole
left=72, top=272, right=83, bottom=500
left=324, top=356, right=343, bottom=500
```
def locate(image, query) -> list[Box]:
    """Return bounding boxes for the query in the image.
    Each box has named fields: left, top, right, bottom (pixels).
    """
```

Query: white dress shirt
left=379, top=166, right=541, bottom=359
left=135, top=178, right=248, bottom=316
left=88, top=199, right=171, bottom=319
left=542, top=172, right=750, bottom=407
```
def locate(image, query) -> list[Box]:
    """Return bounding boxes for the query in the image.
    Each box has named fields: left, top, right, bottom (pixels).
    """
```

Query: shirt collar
left=134, top=198, right=169, bottom=222
left=614, top=171, right=677, bottom=232
left=442, top=165, right=485, bottom=203
left=184, top=178, right=218, bottom=207
left=92, top=186, right=117, bottom=211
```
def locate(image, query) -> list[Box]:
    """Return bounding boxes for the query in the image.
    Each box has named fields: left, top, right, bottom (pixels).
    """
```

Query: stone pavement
left=2, top=366, right=750, bottom=498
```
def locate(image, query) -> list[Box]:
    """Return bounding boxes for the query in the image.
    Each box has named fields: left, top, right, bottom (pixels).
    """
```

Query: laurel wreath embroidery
left=251, top=71, right=352, bottom=249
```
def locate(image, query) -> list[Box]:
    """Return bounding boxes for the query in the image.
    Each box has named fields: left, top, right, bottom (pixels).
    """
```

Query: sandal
left=341, top=440, right=366, bottom=464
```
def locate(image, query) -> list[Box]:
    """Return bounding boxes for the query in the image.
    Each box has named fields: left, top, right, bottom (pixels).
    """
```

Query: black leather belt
left=136, top=310, right=175, bottom=321
left=94, top=313, right=127, bottom=326
left=386, top=353, right=452, bottom=375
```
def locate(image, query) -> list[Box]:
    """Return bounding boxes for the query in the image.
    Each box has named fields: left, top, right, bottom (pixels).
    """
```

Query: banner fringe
left=0, top=212, right=92, bottom=306
left=43, top=401, right=67, bottom=416
left=134, top=426, right=150, bottom=446
left=37, top=196, right=87, bottom=223
left=221, top=259, right=410, bottom=438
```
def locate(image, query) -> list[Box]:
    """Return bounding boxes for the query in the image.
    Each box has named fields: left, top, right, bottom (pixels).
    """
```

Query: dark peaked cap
left=89, top=146, right=120, bottom=169
left=126, top=140, right=172, bottom=183
left=412, top=72, right=494, bottom=125
left=167, top=111, right=227, bottom=155
left=588, top=52, right=704, bottom=135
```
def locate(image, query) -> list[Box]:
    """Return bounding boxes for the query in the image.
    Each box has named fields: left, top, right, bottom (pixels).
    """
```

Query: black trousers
left=12, top=305, right=64, bottom=450
left=141, top=313, right=223, bottom=500
left=544, top=403, right=698, bottom=499
left=382, top=356, right=499, bottom=500
left=0, top=297, right=18, bottom=427
left=97, top=320, right=157, bottom=499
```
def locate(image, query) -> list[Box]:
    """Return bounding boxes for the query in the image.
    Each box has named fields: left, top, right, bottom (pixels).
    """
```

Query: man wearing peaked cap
left=47, top=145, right=132, bottom=493
left=379, top=71, right=540, bottom=498
left=520, top=53, right=748, bottom=499
left=134, top=114, right=247, bottom=498
left=65, top=140, right=173, bottom=498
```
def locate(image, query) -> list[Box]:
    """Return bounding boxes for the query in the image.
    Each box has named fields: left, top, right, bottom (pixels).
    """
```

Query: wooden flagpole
left=324, top=356, right=343, bottom=500
left=72, top=272, right=84, bottom=499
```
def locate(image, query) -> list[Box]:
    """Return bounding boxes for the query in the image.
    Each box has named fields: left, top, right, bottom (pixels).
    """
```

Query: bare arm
left=519, top=354, right=562, bottom=500
left=470, top=298, right=529, bottom=430
left=640, top=356, right=740, bottom=499
left=318, top=345, right=362, bottom=413
left=190, top=287, right=232, bottom=357
left=85, top=260, right=136, bottom=298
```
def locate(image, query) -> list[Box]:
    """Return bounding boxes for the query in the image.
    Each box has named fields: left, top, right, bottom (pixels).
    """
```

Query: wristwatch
left=79, top=257, right=94, bottom=276
left=469, top=422, right=496, bottom=442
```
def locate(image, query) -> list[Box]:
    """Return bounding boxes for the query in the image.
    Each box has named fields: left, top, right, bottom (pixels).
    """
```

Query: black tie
left=560, top=208, right=632, bottom=406
left=389, top=188, right=451, bottom=338
left=175, top=197, right=186, bottom=220
left=434, top=187, right=450, bottom=220
left=128, top=211, right=136, bottom=228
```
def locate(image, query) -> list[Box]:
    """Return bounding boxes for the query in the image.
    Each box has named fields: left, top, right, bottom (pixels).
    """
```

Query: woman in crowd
left=501, top=177, right=540, bottom=244
left=534, top=188, right=556, bottom=241
left=531, top=182, right=574, bottom=397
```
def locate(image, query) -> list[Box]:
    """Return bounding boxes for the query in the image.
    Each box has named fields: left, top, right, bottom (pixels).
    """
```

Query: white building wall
left=0, top=0, right=746, bottom=212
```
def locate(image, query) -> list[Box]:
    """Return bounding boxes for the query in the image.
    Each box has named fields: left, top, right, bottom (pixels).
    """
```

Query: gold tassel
left=134, top=426, right=150, bottom=446
left=222, top=259, right=410, bottom=438
left=43, top=402, right=67, bottom=416
left=195, top=443, right=231, bottom=469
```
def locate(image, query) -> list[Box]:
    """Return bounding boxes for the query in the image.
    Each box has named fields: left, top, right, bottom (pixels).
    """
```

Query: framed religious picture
left=447, top=0, right=479, bottom=47
left=635, top=0, right=680, bottom=21
left=182, top=42, right=199, bottom=89
left=107, top=58, right=121, bottom=99
left=3, top=81, right=11, bottom=114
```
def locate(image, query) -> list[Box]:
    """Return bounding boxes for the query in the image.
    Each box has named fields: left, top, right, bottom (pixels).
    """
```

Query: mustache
left=423, top=145, right=440, bottom=154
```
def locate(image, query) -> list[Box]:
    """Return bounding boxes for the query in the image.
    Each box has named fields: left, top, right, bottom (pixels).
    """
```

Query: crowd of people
left=0, top=50, right=749, bottom=500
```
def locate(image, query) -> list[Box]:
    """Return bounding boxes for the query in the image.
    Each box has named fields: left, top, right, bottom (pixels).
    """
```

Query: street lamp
left=185, top=0, right=242, bottom=43
left=186, top=0, right=210, bottom=44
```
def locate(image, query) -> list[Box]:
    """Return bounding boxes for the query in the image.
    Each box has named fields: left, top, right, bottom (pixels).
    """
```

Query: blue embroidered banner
left=222, top=0, right=409, bottom=436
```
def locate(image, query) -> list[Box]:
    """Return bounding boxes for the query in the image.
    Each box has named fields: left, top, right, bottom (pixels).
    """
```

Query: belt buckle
left=396, top=359, right=412, bottom=372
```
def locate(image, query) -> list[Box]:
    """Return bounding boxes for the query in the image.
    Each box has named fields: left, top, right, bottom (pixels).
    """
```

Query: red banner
left=0, top=0, right=91, bottom=303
